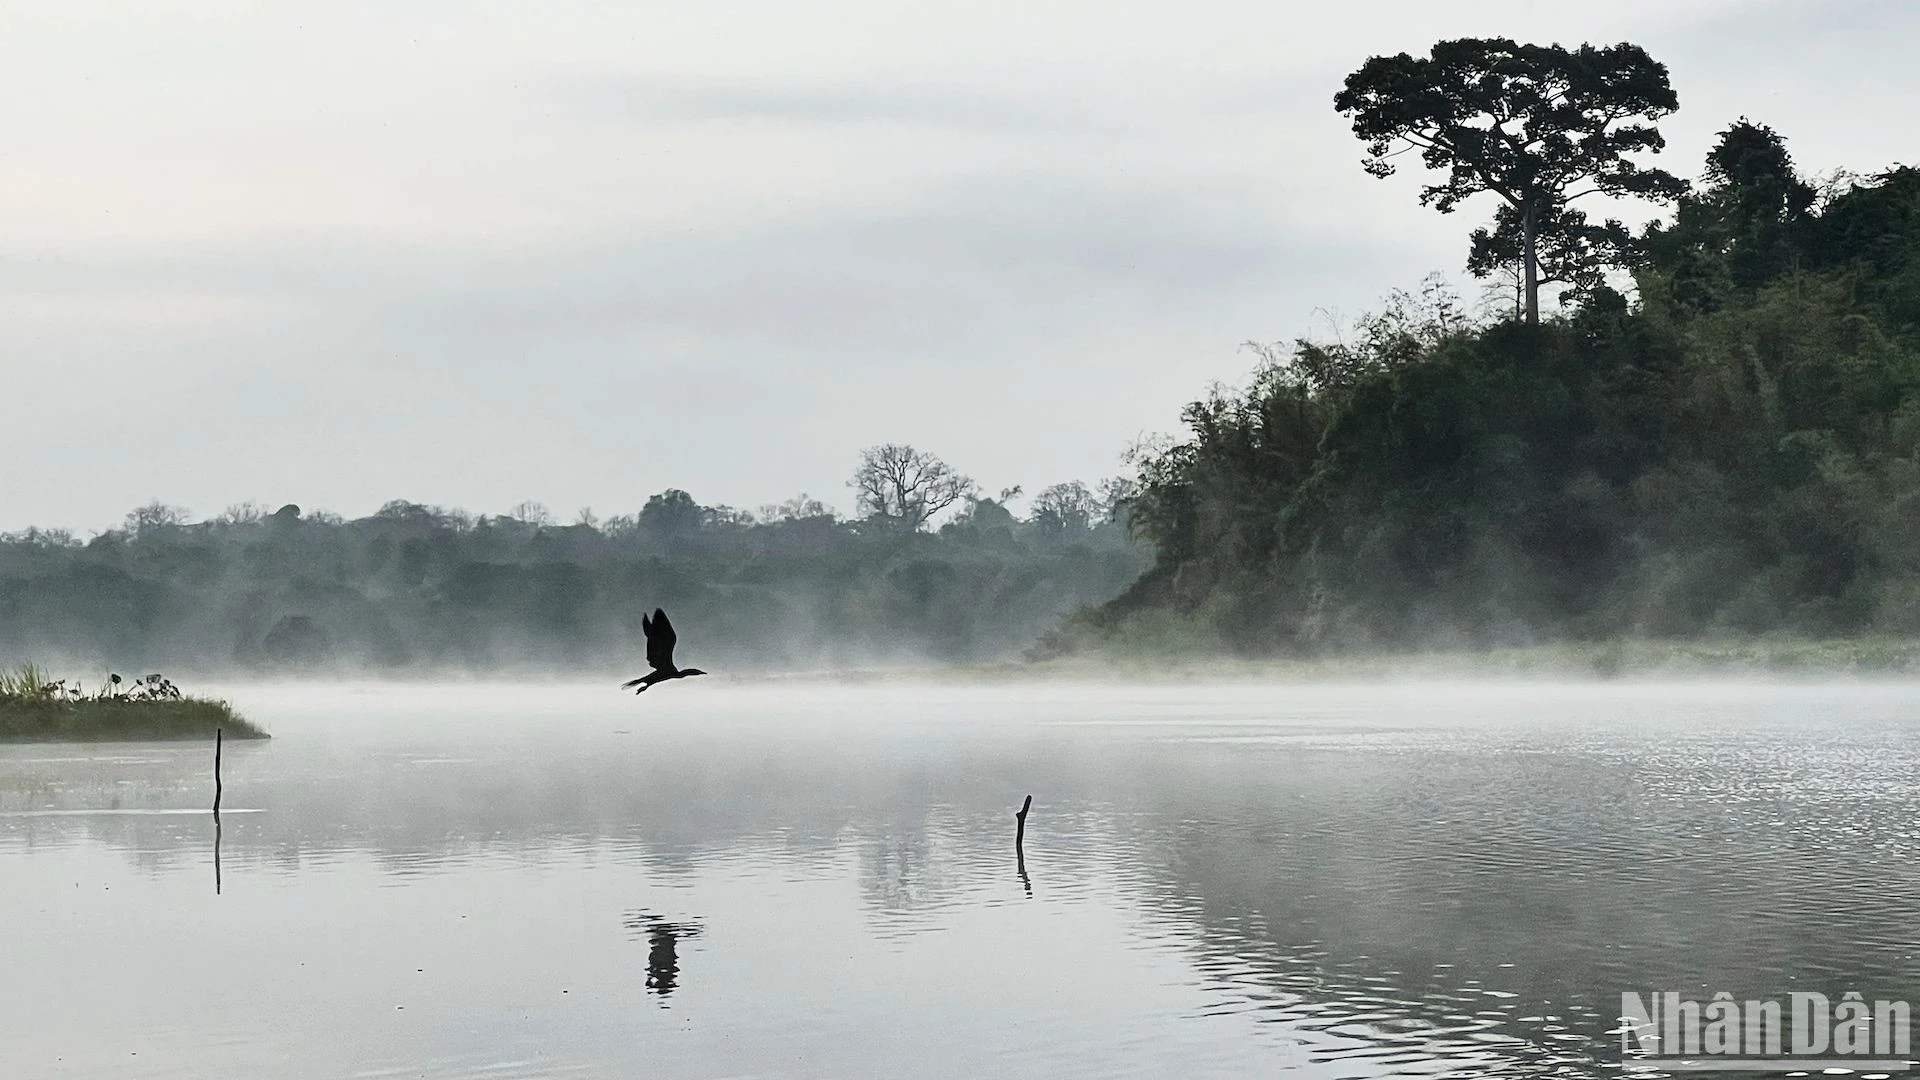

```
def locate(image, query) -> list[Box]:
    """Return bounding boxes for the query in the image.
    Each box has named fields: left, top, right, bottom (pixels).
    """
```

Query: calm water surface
left=4, top=681, right=1920, bottom=1079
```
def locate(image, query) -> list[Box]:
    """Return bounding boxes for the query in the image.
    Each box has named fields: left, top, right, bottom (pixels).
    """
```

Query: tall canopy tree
left=1467, top=203, right=1633, bottom=304
left=1641, top=120, right=1819, bottom=308
left=1335, top=38, right=1688, bottom=323
left=1699, top=119, right=1816, bottom=287
left=639, top=488, right=703, bottom=536
left=850, top=444, right=976, bottom=531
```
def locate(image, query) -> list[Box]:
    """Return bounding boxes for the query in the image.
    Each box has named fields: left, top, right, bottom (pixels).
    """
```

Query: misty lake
left=5, top=681, right=1920, bottom=1079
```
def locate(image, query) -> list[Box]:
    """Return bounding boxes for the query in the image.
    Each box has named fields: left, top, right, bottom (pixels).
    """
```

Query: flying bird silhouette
left=620, top=608, right=709, bottom=694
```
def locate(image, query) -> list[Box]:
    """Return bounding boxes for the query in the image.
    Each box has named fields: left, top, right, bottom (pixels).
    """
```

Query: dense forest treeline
left=0, top=469, right=1145, bottom=673
left=15, top=38, right=1920, bottom=671
left=1064, top=103, right=1920, bottom=655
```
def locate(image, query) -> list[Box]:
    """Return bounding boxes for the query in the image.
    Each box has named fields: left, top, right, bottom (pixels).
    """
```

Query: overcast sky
left=4, top=0, right=1913, bottom=533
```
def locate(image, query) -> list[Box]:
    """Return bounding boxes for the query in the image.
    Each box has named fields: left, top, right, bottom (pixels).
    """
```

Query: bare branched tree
left=124, top=500, right=190, bottom=535
left=1095, top=476, right=1138, bottom=522
left=216, top=501, right=266, bottom=526
left=759, top=494, right=836, bottom=522
left=0, top=526, right=79, bottom=548
left=508, top=501, right=553, bottom=527
left=1029, top=481, right=1097, bottom=533
left=850, top=444, right=976, bottom=531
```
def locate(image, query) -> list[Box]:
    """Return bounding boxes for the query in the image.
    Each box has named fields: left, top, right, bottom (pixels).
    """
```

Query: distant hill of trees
left=0, top=465, right=1146, bottom=674
left=1064, top=102, right=1920, bottom=655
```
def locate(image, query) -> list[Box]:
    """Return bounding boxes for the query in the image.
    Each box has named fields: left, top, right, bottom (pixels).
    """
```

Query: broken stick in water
left=1015, top=795, right=1033, bottom=895
left=213, top=727, right=223, bottom=818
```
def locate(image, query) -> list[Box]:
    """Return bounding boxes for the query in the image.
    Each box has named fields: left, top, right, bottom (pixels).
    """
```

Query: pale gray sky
left=4, top=0, right=1912, bottom=532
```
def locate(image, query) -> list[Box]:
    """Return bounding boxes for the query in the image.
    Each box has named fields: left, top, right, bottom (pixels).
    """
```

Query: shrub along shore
left=0, top=666, right=265, bottom=742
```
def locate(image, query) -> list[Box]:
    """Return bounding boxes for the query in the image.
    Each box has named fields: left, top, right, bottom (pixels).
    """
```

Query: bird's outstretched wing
left=644, top=607, right=678, bottom=671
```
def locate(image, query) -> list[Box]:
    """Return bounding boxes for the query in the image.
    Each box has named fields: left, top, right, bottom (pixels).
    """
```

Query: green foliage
left=1336, top=37, right=1688, bottom=322
left=0, top=663, right=51, bottom=700
left=639, top=489, right=703, bottom=537
left=1080, top=128, right=1920, bottom=656
left=1467, top=202, right=1633, bottom=302
left=0, top=664, right=263, bottom=741
left=0, top=696, right=262, bottom=741
left=0, top=484, right=1148, bottom=673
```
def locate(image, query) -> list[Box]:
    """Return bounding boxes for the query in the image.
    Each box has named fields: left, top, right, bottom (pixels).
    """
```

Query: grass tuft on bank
left=0, top=664, right=266, bottom=742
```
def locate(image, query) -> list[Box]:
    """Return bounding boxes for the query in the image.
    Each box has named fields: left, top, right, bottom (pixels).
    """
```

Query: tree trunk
left=1522, top=205, right=1540, bottom=325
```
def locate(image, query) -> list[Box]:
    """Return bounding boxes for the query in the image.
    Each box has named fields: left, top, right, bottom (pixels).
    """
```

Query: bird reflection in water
left=623, top=911, right=703, bottom=1001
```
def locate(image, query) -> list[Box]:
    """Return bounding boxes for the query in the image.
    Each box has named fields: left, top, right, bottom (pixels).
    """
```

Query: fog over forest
left=10, top=39, right=1920, bottom=676
left=0, top=454, right=1145, bottom=675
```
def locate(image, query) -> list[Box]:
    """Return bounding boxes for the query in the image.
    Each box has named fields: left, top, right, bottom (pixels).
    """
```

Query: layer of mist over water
left=5, top=682, right=1919, bottom=1079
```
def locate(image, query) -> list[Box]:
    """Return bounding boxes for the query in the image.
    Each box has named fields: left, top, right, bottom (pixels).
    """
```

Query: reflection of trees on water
left=623, top=911, right=702, bottom=1001
left=858, top=830, right=928, bottom=912
left=0, top=739, right=865, bottom=875
left=1113, top=738, right=1920, bottom=1077
left=18, top=704, right=1920, bottom=1077
left=855, top=819, right=981, bottom=925
left=0, top=735, right=1054, bottom=929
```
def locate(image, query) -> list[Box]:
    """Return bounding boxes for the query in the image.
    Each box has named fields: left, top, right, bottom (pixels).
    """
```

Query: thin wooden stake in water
left=213, top=726, right=225, bottom=895
left=1014, top=795, right=1032, bottom=896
